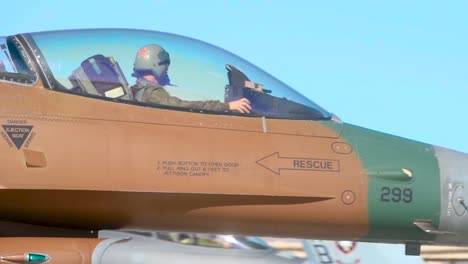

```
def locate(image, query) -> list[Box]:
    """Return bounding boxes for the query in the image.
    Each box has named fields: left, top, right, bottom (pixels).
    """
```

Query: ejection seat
left=69, top=54, right=133, bottom=101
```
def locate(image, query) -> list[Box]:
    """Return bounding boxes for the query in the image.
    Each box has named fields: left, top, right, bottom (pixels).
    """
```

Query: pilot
left=131, top=44, right=251, bottom=113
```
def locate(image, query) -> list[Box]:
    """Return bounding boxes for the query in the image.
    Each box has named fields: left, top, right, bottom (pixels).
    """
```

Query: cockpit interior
left=0, top=29, right=331, bottom=120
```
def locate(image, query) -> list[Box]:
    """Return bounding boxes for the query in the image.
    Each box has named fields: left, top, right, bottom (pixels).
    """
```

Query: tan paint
left=0, top=81, right=368, bottom=240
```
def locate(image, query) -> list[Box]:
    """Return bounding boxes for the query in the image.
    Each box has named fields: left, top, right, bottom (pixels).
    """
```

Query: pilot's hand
left=229, top=98, right=251, bottom=113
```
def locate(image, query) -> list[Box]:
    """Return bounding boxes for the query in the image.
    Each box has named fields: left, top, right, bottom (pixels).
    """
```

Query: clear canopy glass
left=21, top=29, right=330, bottom=120
left=0, top=37, right=14, bottom=73
left=0, top=36, right=37, bottom=84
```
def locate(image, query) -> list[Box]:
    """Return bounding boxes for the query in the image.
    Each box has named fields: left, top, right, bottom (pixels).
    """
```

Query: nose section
left=434, top=146, right=468, bottom=241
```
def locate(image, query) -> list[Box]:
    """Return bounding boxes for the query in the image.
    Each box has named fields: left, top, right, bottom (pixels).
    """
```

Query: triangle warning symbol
left=2, top=125, right=33, bottom=149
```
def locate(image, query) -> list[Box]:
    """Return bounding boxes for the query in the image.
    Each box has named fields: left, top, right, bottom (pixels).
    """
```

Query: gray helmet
left=133, top=44, right=171, bottom=85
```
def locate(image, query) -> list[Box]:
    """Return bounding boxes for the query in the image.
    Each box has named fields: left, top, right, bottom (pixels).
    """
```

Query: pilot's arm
left=142, top=86, right=251, bottom=113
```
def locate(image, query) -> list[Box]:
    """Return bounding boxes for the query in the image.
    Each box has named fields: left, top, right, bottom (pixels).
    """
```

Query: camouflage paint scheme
left=0, top=30, right=467, bottom=262
left=0, top=80, right=367, bottom=239
left=329, top=123, right=440, bottom=242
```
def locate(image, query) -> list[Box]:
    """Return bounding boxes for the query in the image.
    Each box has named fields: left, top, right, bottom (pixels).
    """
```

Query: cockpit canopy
left=0, top=29, right=331, bottom=120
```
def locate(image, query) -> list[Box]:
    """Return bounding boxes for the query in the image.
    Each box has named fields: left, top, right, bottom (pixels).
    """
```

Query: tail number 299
left=380, top=187, right=412, bottom=203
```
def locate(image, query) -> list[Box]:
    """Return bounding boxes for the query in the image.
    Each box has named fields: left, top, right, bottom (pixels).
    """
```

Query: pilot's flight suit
left=132, top=78, right=229, bottom=112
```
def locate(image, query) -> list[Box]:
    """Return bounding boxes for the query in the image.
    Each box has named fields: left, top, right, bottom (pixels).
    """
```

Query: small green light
left=28, top=253, right=49, bottom=263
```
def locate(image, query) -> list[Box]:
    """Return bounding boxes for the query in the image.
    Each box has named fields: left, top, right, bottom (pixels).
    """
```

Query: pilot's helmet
left=133, top=44, right=171, bottom=85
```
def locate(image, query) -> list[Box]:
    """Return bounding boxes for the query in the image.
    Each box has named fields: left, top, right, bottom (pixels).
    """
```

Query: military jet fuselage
left=0, top=29, right=466, bottom=254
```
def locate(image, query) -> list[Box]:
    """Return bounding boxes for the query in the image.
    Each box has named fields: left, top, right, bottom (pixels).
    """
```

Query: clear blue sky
left=1, top=1, right=467, bottom=152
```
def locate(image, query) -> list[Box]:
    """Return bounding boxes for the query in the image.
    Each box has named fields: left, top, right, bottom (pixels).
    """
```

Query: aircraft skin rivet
left=341, top=190, right=356, bottom=205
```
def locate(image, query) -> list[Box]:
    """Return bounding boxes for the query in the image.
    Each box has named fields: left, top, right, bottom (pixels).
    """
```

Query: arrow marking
left=256, top=152, right=340, bottom=175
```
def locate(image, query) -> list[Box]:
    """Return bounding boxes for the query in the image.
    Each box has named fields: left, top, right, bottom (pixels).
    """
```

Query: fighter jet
left=0, top=29, right=466, bottom=259
left=0, top=231, right=307, bottom=264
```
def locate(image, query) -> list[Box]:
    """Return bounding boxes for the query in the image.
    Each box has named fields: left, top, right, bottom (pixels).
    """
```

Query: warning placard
left=2, top=125, right=33, bottom=149
left=156, top=160, right=239, bottom=177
